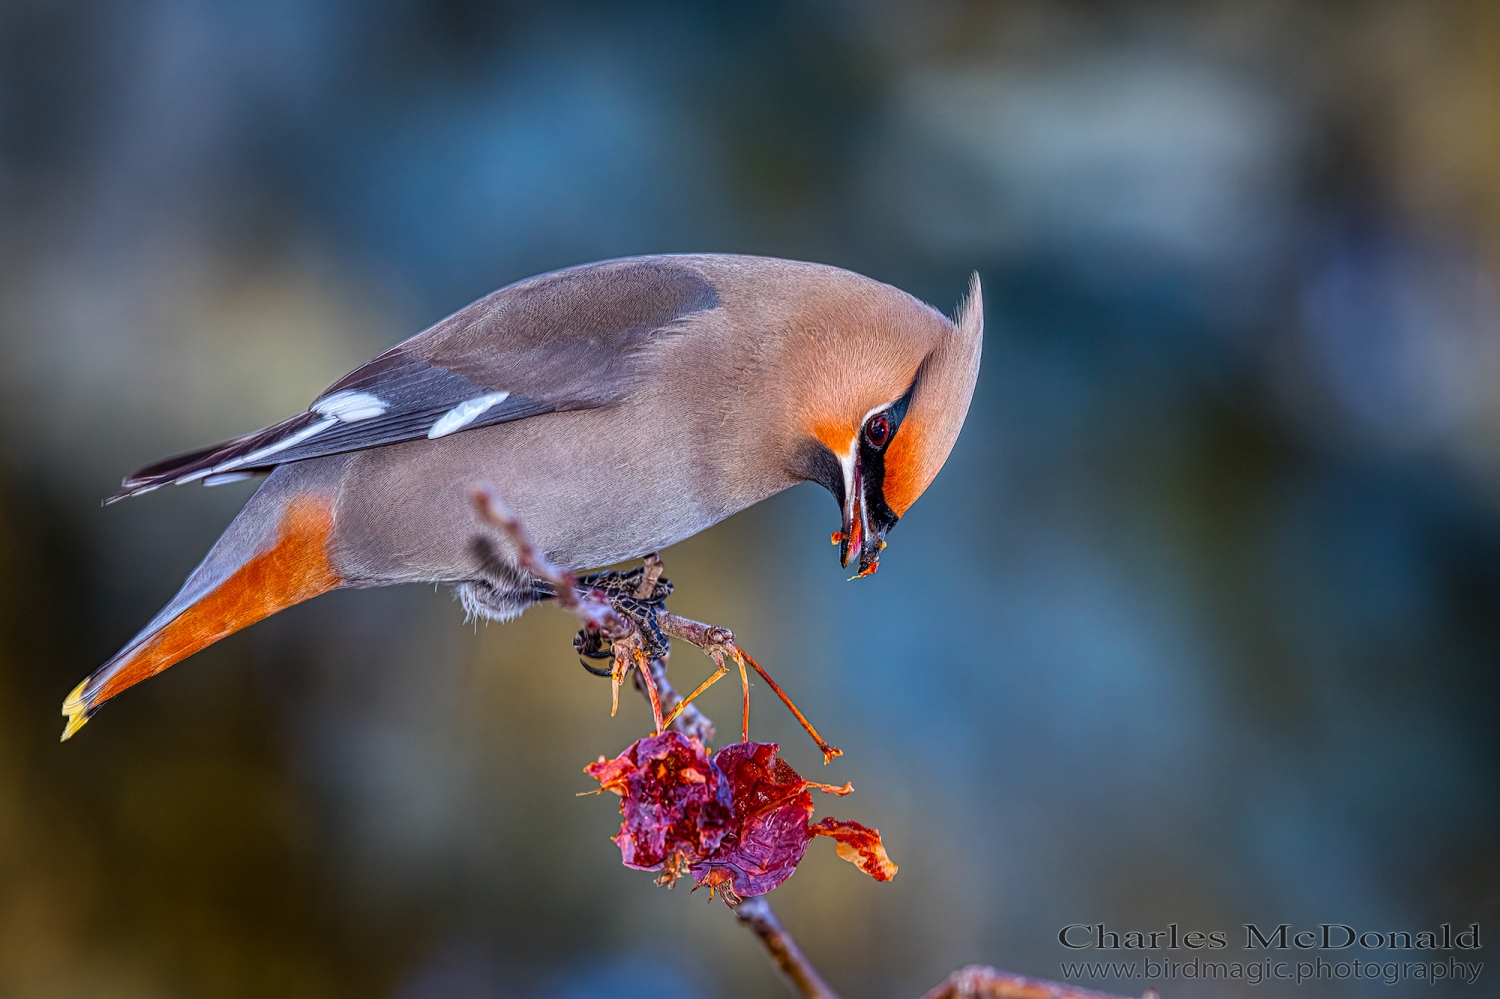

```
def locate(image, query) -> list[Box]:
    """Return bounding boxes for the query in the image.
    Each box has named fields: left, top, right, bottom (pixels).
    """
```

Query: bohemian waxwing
left=62, top=254, right=983, bottom=739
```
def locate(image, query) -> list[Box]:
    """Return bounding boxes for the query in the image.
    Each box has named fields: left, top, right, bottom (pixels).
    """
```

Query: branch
left=470, top=484, right=1154, bottom=999
left=919, top=966, right=1157, bottom=999
left=657, top=610, right=842, bottom=763
left=631, top=648, right=715, bottom=744
left=470, top=484, right=632, bottom=641
left=733, top=896, right=843, bottom=999
left=658, top=609, right=735, bottom=650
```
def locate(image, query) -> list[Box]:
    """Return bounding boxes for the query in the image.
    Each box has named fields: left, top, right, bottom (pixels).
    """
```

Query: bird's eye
left=865, top=414, right=891, bottom=448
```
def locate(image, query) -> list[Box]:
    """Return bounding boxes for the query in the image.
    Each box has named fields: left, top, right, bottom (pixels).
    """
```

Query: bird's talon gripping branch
left=475, top=486, right=839, bottom=756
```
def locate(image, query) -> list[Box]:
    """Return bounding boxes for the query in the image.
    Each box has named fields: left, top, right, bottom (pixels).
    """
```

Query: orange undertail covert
left=60, top=495, right=339, bottom=740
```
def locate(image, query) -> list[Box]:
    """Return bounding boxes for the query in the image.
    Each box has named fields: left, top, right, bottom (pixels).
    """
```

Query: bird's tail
left=62, top=479, right=342, bottom=740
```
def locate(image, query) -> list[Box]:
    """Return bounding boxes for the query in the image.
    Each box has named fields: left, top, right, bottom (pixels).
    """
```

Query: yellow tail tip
left=60, top=680, right=89, bottom=742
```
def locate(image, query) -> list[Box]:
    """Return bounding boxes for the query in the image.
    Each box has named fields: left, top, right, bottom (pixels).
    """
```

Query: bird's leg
left=474, top=487, right=841, bottom=756
left=573, top=562, right=673, bottom=667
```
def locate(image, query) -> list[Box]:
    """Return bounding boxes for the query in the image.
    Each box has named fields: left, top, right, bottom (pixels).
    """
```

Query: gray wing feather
left=110, top=258, right=719, bottom=502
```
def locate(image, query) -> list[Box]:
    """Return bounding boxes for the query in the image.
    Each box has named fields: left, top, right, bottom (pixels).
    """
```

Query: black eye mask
left=855, top=382, right=915, bottom=536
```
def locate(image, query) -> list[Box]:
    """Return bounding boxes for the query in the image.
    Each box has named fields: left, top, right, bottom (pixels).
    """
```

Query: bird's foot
left=570, top=555, right=674, bottom=671
left=468, top=488, right=839, bottom=760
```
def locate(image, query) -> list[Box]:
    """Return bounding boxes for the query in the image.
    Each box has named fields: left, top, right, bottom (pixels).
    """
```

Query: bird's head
left=782, top=272, right=983, bottom=577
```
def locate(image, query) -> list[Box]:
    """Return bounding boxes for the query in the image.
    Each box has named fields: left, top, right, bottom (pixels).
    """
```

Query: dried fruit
left=585, top=732, right=896, bottom=900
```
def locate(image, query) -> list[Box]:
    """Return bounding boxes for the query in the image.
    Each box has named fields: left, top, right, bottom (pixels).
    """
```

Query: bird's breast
left=329, top=399, right=789, bottom=584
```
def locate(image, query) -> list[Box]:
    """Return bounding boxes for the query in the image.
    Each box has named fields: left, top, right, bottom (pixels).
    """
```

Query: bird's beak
left=836, top=460, right=888, bottom=578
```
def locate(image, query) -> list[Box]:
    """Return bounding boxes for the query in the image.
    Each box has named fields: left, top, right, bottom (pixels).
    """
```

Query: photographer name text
left=1059, top=922, right=1482, bottom=952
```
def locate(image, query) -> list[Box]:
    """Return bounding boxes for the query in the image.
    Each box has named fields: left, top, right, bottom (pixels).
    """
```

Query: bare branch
left=633, top=653, right=716, bottom=744
left=475, top=492, right=1142, bottom=999
left=733, top=896, right=843, bottom=999
left=634, top=551, right=665, bottom=598
left=658, top=610, right=736, bottom=651
left=470, top=483, right=631, bottom=641
left=919, top=966, right=1156, bottom=999
left=658, top=612, right=841, bottom=761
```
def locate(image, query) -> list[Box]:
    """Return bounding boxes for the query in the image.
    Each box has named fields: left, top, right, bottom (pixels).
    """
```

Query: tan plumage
left=62, top=254, right=983, bottom=739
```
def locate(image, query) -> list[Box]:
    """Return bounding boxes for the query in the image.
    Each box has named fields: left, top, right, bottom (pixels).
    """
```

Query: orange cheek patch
left=882, top=418, right=928, bottom=516
left=96, top=495, right=340, bottom=704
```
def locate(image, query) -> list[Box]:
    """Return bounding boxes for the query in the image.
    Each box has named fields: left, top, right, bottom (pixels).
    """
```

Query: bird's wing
left=109, top=257, right=719, bottom=502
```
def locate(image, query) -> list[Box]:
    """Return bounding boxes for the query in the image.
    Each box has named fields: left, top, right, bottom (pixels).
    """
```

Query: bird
left=61, top=254, right=983, bottom=740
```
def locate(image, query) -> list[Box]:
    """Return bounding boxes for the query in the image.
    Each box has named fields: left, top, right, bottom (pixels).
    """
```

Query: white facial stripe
left=428, top=392, right=511, bottom=439
left=839, top=445, right=857, bottom=514
left=313, top=390, right=386, bottom=422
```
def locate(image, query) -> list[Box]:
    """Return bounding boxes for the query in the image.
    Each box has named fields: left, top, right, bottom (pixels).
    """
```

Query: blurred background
left=1, top=1, right=1497, bottom=996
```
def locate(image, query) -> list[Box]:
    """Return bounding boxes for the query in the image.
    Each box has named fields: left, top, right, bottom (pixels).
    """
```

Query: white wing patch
left=313, top=390, right=387, bottom=422
left=159, top=386, right=506, bottom=491
left=428, top=392, right=511, bottom=439
left=203, top=472, right=254, bottom=487
left=236, top=417, right=338, bottom=466
left=182, top=417, right=338, bottom=483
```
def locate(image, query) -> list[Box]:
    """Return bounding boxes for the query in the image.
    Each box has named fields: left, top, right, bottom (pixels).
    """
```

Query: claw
left=579, top=657, right=614, bottom=677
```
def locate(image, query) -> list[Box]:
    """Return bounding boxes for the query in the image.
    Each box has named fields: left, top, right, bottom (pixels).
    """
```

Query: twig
left=657, top=610, right=735, bottom=650
left=471, top=484, right=633, bottom=642
left=634, top=652, right=716, bottom=744
left=738, top=647, right=841, bottom=763
left=472, top=486, right=1152, bottom=999
left=474, top=483, right=657, bottom=722
left=733, top=896, right=843, bottom=999
left=919, top=966, right=1156, bottom=999
left=657, top=611, right=842, bottom=762
left=634, top=551, right=666, bottom=598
